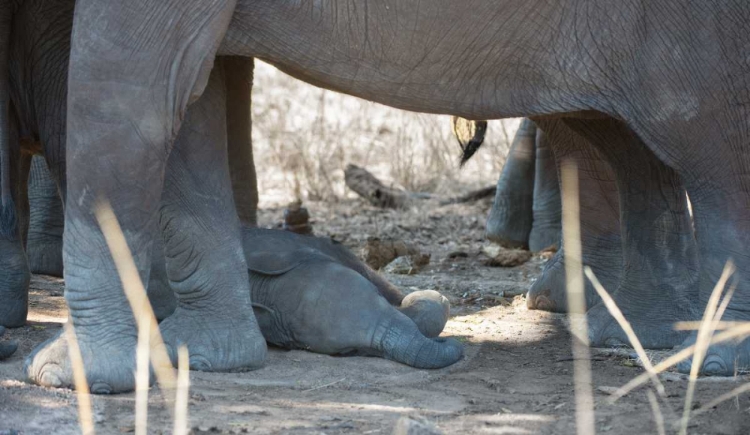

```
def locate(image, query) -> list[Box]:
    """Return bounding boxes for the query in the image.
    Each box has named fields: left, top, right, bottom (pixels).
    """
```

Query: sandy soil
left=1, top=199, right=749, bottom=435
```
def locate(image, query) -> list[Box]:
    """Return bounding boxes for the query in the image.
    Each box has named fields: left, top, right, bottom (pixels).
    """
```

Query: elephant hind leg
left=26, top=156, right=64, bottom=277
left=157, top=61, right=265, bottom=372
left=486, top=119, right=536, bottom=248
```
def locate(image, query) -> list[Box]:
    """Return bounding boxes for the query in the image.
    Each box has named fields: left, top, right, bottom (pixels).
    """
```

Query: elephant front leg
left=565, top=118, right=699, bottom=350
left=158, top=61, right=265, bottom=372
left=676, top=170, right=750, bottom=375
left=24, top=0, right=240, bottom=392
left=0, top=131, right=31, bottom=328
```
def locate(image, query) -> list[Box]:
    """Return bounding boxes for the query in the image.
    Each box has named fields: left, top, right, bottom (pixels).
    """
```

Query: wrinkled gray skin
left=521, top=121, right=623, bottom=313
left=0, top=0, right=259, bottom=319
left=241, top=228, right=461, bottom=369
left=26, top=156, right=64, bottom=277
left=19, top=0, right=750, bottom=389
left=3, top=0, right=267, bottom=383
left=486, top=119, right=562, bottom=252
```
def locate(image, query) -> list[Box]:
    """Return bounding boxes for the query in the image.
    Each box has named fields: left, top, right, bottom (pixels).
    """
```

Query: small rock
left=392, top=416, right=443, bottom=435
left=481, top=244, right=532, bottom=267
left=362, top=238, right=429, bottom=270
left=446, top=251, right=469, bottom=259
left=385, top=256, right=422, bottom=275
left=283, top=200, right=313, bottom=235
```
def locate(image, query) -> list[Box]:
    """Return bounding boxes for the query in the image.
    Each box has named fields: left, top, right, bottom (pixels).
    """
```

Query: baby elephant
left=241, top=228, right=464, bottom=369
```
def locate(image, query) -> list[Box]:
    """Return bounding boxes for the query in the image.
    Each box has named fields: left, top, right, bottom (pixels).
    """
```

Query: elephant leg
left=223, top=56, right=258, bottom=228
left=0, top=5, right=30, bottom=328
left=527, top=121, right=621, bottom=312
left=146, top=235, right=177, bottom=321
left=158, top=61, right=265, bottom=371
left=486, top=119, right=536, bottom=249
left=25, top=0, right=244, bottom=393
left=564, top=118, right=699, bottom=349
left=649, top=119, right=750, bottom=376
left=0, top=113, right=30, bottom=328
left=528, top=129, right=562, bottom=252
left=26, top=156, right=64, bottom=277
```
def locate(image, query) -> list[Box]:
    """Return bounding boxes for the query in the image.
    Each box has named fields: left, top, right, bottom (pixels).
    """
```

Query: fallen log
left=344, top=164, right=495, bottom=209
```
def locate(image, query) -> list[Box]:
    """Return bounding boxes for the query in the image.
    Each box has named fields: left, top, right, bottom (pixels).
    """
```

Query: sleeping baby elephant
left=239, top=228, right=464, bottom=369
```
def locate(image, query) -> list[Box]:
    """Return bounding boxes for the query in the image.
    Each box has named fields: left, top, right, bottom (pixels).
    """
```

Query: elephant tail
left=374, top=314, right=463, bottom=369
left=450, top=117, right=488, bottom=166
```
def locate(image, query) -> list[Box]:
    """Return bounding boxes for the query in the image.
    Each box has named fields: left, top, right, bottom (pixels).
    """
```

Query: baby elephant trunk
left=374, top=315, right=463, bottom=369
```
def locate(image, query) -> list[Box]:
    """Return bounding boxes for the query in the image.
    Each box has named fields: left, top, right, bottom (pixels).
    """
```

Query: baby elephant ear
left=245, top=247, right=336, bottom=275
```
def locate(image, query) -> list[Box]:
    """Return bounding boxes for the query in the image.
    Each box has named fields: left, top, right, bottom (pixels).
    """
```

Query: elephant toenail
left=40, top=370, right=63, bottom=388
left=702, top=357, right=728, bottom=376
left=91, top=382, right=113, bottom=394
left=189, top=355, right=212, bottom=371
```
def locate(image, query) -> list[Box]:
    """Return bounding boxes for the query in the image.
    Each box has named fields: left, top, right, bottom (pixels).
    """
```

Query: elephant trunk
left=374, top=315, right=463, bottom=369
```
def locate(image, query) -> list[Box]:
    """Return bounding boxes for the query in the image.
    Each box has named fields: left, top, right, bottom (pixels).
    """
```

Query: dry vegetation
left=251, top=61, right=520, bottom=204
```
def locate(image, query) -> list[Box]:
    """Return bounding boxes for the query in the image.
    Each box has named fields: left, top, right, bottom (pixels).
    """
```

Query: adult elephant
left=23, top=0, right=750, bottom=392
left=0, top=0, right=259, bottom=326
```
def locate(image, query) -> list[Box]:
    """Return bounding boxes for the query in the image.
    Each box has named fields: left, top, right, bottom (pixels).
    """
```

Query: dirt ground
left=1, top=198, right=749, bottom=435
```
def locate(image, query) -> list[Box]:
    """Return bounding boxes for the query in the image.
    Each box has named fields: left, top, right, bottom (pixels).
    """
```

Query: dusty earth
left=1, top=198, right=749, bottom=435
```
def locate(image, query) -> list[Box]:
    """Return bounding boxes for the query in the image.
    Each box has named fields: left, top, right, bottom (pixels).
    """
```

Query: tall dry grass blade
left=173, top=345, right=190, bottom=435
left=680, top=261, right=735, bottom=435
left=64, top=322, right=95, bottom=435
left=647, top=390, right=666, bottom=435
left=711, top=281, right=736, bottom=328
left=561, top=160, right=596, bottom=435
left=585, top=267, right=666, bottom=398
left=674, top=321, right=746, bottom=331
left=693, top=381, right=750, bottom=416
left=94, top=201, right=177, bottom=394
left=612, top=323, right=750, bottom=401
left=135, top=299, right=152, bottom=435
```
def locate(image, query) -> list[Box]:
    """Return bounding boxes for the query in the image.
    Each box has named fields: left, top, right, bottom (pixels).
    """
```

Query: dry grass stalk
left=679, top=261, right=735, bottom=435
left=674, top=321, right=746, bottom=331
left=646, top=390, right=666, bottom=435
left=173, top=345, right=190, bottom=435
left=94, top=201, right=177, bottom=395
left=612, top=322, right=750, bottom=401
left=64, top=322, right=95, bottom=435
left=585, top=267, right=666, bottom=400
left=135, top=299, right=153, bottom=435
left=560, top=160, right=596, bottom=435
left=693, top=381, right=750, bottom=416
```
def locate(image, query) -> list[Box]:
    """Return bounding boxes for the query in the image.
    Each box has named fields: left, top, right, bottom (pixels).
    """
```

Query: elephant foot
left=159, top=307, right=266, bottom=372
left=528, top=228, right=560, bottom=253
left=587, top=282, right=697, bottom=349
left=25, top=326, right=140, bottom=393
left=527, top=250, right=567, bottom=313
left=676, top=331, right=750, bottom=376
left=398, top=290, right=450, bottom=338
left=0, top=327, right=19, bottom=360
left=26, top=238, right=64, bottom=277
left=485, top=216, right=529, bottom=249
left=0, top=240, right=31, bottom=328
